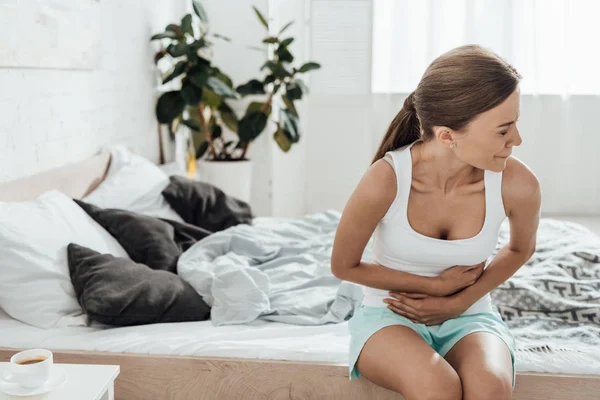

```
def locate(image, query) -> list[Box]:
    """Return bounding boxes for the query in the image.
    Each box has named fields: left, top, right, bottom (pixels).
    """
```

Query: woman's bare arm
left=331, top=159, right=444, bottom=295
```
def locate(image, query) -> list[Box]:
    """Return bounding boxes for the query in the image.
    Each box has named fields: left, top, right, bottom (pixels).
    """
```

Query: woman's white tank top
left=362, top=141, right=508, bottom=315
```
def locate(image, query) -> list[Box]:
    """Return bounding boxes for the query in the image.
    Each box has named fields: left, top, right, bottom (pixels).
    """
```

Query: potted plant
left=233, top=6, right=321, bottom=156
left=195, top=6, right=321, bottom=202
left=151, top=0, right=238, bottom=178
left=151, top=2, right=321, bottom=203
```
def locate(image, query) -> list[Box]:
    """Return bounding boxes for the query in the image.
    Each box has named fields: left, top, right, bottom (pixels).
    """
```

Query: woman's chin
left=490, top=156, right=508, bottom=171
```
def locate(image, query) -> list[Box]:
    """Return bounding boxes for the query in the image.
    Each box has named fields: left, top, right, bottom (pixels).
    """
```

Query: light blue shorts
left=348, top=305, right=516, bottom=388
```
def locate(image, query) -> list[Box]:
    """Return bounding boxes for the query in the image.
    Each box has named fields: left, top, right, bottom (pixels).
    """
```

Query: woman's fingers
left=386, top=303, right=422, bottom=323
left=385, top=296, right=421, bottom=316
left=387, top=293, right=422, bottom=313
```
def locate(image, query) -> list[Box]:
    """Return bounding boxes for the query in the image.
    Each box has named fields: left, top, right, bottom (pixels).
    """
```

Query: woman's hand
left=383, top=292, right=468, bottom=326
left=430, top=262, right=486, bottom=296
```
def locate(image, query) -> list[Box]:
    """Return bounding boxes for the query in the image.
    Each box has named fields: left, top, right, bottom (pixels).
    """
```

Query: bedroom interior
left=0, top=1, right=599, bottom=399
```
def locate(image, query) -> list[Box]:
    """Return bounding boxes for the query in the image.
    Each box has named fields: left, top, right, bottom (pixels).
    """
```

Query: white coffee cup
left=2, top=349, right=53, bottom=389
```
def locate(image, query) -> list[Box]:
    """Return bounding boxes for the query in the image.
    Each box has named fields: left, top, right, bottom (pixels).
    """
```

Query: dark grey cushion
left=74, top=200, right=211, bottom=273
left=161, top=176, right=253, bottom=232
left=67, top=243, right=210, bottom=326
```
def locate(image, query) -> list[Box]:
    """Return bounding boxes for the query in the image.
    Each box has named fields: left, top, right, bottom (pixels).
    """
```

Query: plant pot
left=198, top=159, right=252, bottom=203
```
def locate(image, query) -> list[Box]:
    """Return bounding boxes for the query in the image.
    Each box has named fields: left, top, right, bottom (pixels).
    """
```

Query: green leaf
left=188, top=65, right=210, bottom=88
left=263, top=37, right=279, bottom=44
left=166, top=24, right=182, bottom=34
left=279, top=21, right=294, bottom=35
left=282, top=94, right=298, bottom=117
left=213, top=33, right=231, bottom=42
left=238, top=111, right=268, bottom=142
left=151, top=31, right=179, bottom=41
left=205, top=76, right=236, bottom=98
left=202, top=87, right=221, bottom=109
left=211, top=125, right=222, bottom=140
left=166, top=43, right=188, bottom=57
left=295, top=78, right=309, bottom=94
left=279, top=108, right=300, bottom=143
left=261, top=61, right=292, bottom=78
left=189, top=39, right=209, bottom=51
left=285, top=81, right=303, bottom=100
left=196, top=140, right=209, bottom=159
left=223, top=140, right=236, bottom=149
left=162, top=61, right=187, bottom=84
left=182, top=119, right=202, bottom=131
left=214, top=69, right=234, bottom=88
left=276, top=46, right=294, bottom=63
left=252, top=6, right=269, bottom=29
left=181, top=14, right=193, bottom=35
left=156, top=92, right=185, bottom=124
left=236, top=79, right=266, bottom=96
left=154, top=50, right=166, bottom=64
left=274, top=126, right=292, bottom=152
left=280, top=37, right=294, bottom=47
left=218, top=101, right=239, bottom=133
left=246, top=101, right=272, bottom=117
left=246, top=45, right=265, bottom=53
left=187, top=106, right=203, bottom=124
left=180, top=79, right=203, bottom=105
left=298, top=62, right=321, bottom=73
left=193, top=0, right=209, bottom=23
left=263, top=74, right=276, bottom=85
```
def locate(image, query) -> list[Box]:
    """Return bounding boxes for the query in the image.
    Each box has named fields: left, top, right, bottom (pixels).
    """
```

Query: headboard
left=0, top=152, right=111, bottom=202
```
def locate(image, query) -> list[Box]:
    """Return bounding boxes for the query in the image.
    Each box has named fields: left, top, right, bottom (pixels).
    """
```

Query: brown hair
left=372, top=45, right=522, bottom=163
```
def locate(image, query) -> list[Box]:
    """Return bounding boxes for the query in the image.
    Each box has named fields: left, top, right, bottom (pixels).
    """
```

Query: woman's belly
left=361, top=287, right=493, bottom=316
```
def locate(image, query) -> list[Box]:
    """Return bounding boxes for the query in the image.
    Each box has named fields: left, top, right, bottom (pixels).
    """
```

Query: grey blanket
left=490, top=218, right=600, bottom=360
left=177, top=210, right=365, bottom=326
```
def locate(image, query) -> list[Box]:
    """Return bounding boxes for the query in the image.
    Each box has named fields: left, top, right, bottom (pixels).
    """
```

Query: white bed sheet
left=1, top=310, right=599, bottom=375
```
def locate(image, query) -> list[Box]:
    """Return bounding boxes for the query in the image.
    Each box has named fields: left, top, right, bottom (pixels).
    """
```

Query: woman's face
left=455, top=88, right=522, bottom=172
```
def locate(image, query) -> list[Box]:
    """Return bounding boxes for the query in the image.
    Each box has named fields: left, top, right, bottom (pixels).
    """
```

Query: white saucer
left=0, top=366, right=67, bottom=397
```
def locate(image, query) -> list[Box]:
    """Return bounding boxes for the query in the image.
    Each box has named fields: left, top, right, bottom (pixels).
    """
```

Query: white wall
left=0, top=0, right=187, bottom=184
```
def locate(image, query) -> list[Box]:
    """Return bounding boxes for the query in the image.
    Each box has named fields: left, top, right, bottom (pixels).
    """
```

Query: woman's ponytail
left=371, top=92, right=421, bottom=164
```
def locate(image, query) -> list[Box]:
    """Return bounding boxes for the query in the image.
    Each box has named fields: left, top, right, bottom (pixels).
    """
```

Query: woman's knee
left=400, top=368, right=462, bottom=400
left=462, top=369, right=512, bottom=400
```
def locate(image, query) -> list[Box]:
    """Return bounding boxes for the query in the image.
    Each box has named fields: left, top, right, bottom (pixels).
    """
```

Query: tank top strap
left=380, top=140, right=419, bottom=222
left=484, top=169, right=508, bottom=220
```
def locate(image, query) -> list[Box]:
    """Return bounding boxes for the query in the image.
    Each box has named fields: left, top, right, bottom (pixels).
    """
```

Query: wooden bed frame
left=1, top=153, right=599, bottom=399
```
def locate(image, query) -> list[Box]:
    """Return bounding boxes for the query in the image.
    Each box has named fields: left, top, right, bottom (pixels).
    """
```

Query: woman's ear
left=433, top=126, right=457, bottom=149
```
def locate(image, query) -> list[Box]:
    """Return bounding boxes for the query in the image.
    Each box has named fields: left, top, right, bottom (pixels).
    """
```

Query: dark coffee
left=16, top=357, right=47, bottom=365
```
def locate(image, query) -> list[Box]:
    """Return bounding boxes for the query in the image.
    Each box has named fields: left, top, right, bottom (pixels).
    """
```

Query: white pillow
left=84, top=146, right=184, bottom=222
left=0, top=190, right=129, bottom=329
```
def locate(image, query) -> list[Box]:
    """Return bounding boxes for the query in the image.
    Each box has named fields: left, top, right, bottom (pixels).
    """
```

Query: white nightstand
left=0, top=363, right=119, bottom=400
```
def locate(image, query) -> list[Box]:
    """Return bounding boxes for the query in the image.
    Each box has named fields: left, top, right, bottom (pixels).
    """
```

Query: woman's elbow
left=331, top=262, right=346, bottom=279
left=331, top=258, right=357, bottom=280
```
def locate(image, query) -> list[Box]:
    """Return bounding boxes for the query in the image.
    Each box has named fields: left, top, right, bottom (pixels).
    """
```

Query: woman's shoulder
left=501, top=156, right=541, bottom=216
left=346, top=158, right=398, bottom=220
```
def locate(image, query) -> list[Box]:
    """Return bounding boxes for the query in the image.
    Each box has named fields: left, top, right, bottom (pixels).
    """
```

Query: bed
left=1, top=152, right=600, bottom=400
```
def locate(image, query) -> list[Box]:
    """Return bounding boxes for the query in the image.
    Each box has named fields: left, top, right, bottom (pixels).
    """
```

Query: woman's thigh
left=444, top=331, right=514, bottom=400
left=356, top=325, right=462, bottom=400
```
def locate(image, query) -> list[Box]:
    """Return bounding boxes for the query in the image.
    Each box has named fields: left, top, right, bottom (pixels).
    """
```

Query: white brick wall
left=0, top=0, right=186, bottom=183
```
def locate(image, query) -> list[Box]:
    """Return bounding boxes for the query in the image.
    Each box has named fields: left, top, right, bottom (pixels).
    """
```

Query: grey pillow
left=161, top=176, right=253, bottom=232
left=74, top=200, right=184, bottom=273
left=67, top=243, right=210, bottom=326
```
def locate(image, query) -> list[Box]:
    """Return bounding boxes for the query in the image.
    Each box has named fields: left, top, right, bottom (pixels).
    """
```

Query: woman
left=331, top=45, right=541, bottom=400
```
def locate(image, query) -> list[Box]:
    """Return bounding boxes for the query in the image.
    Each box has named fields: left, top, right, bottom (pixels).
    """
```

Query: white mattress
left=1, top=309, right=599, bottom=375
